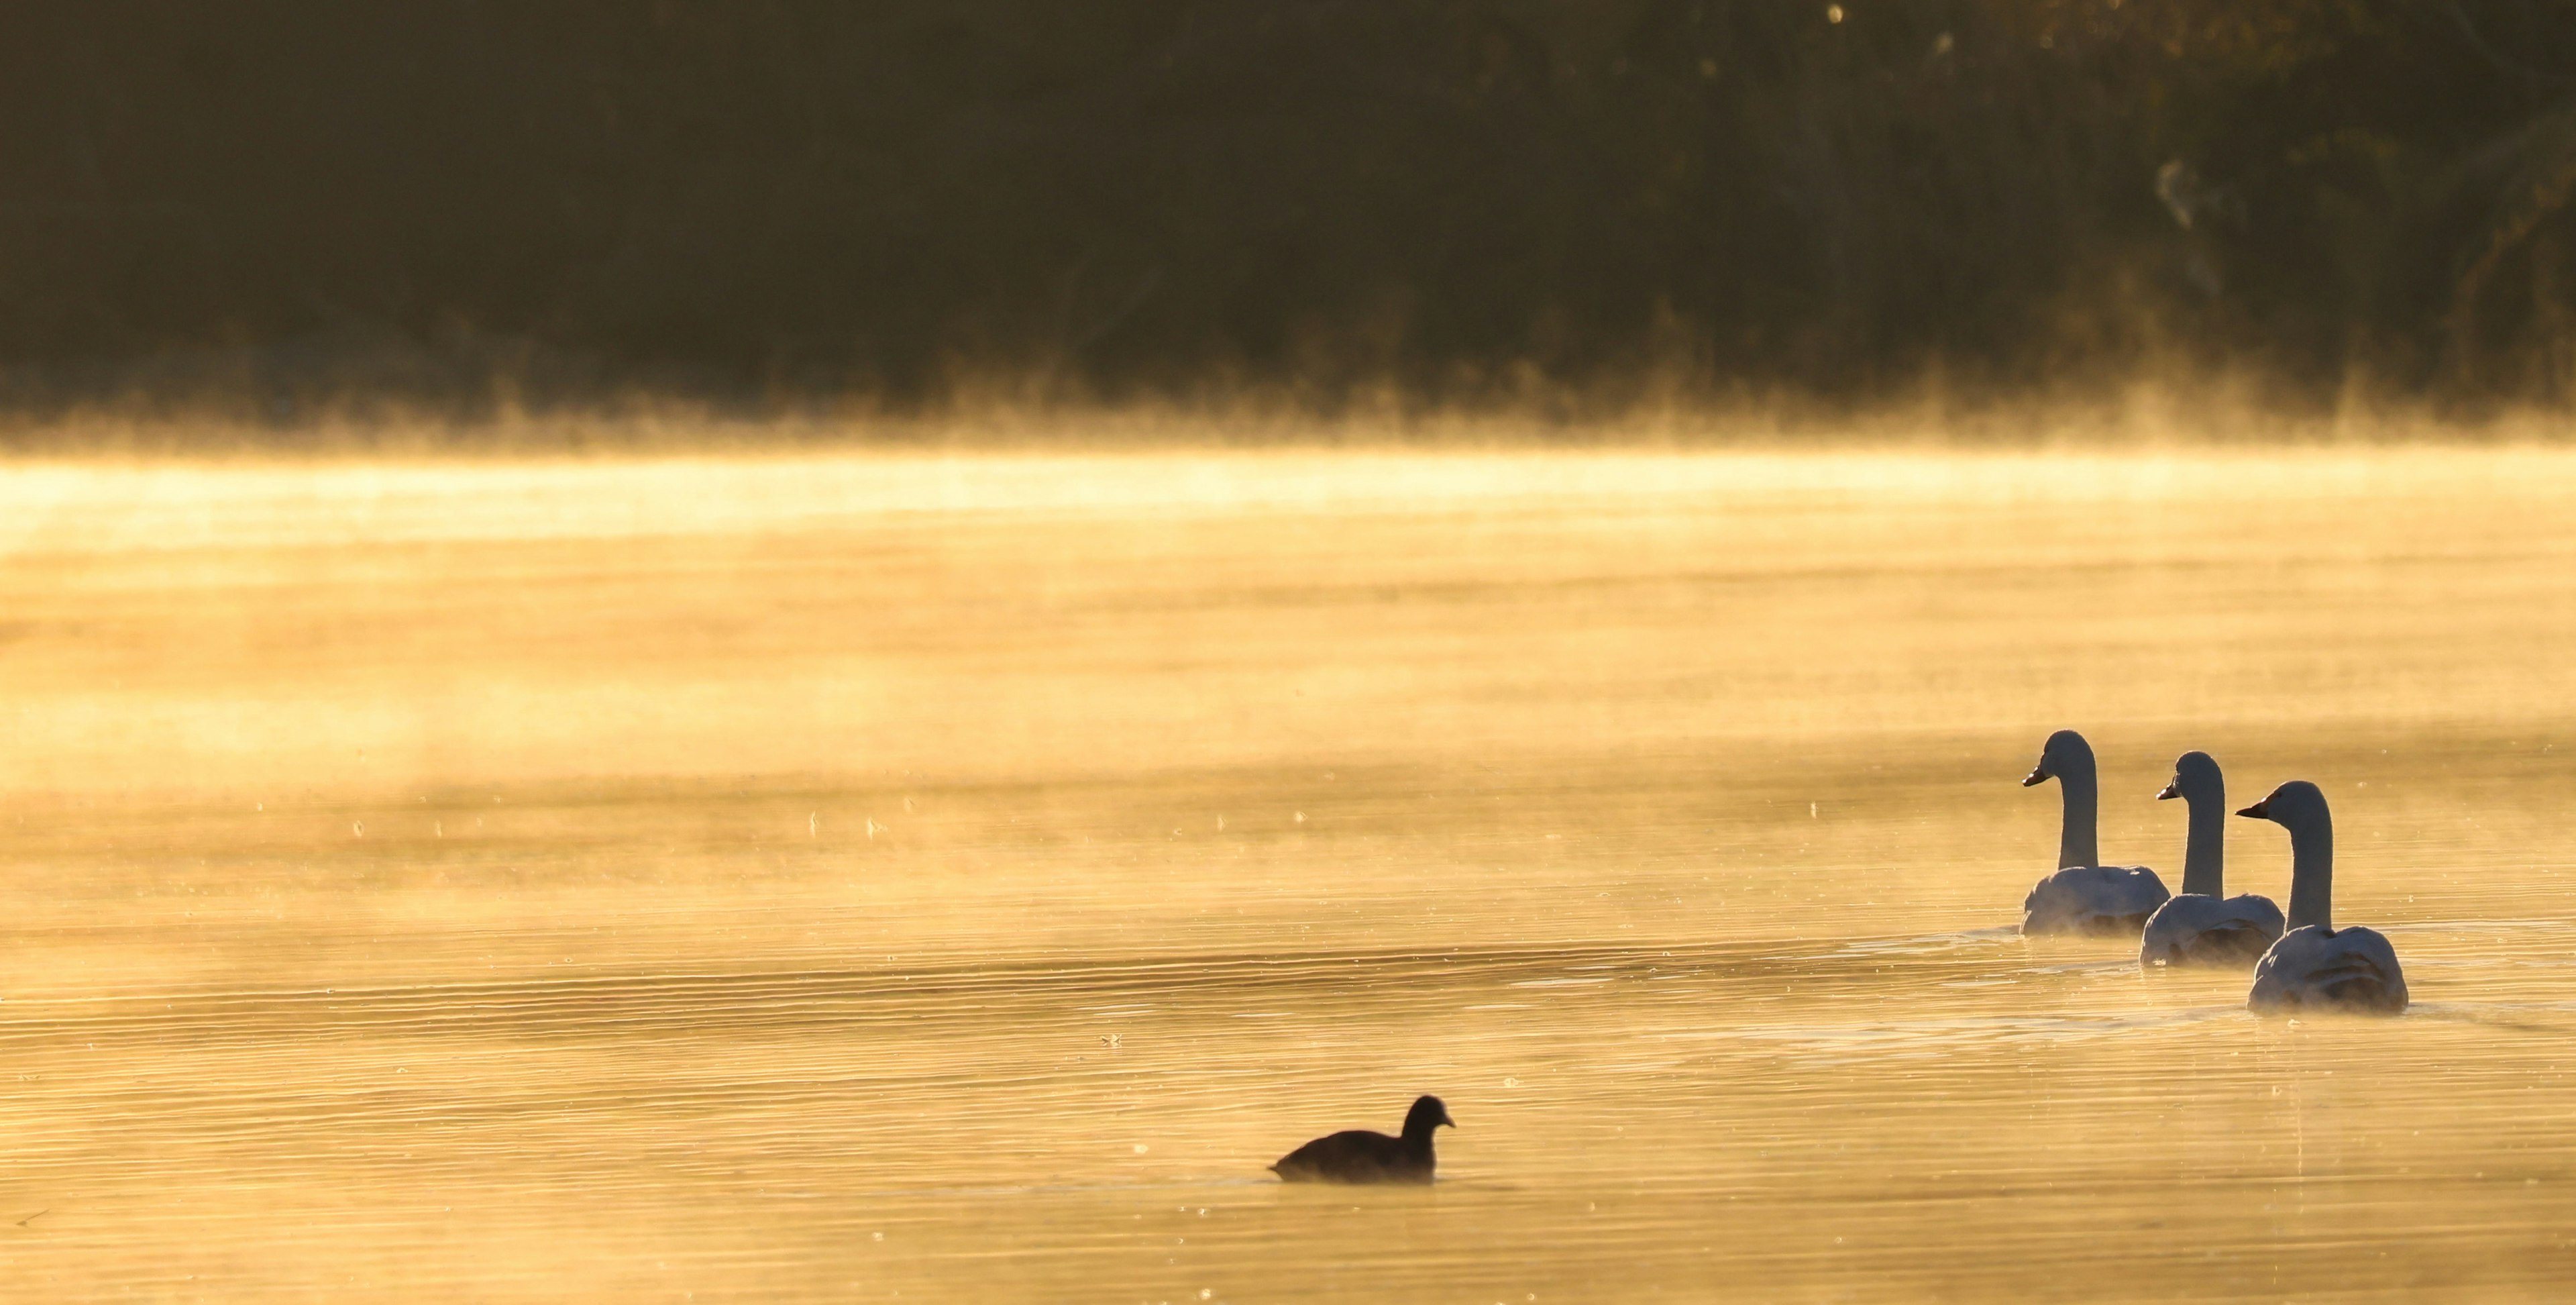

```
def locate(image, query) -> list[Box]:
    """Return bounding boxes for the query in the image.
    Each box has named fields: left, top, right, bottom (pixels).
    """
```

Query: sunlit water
left=3, top=446, right=2575, bottom=1300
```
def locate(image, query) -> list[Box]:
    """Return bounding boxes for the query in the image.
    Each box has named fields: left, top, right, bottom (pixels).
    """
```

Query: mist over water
left=4, top=443, right=2575, bottom=1299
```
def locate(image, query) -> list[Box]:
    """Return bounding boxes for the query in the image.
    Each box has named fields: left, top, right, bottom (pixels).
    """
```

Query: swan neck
left=2055, top=764, right=2100, bottom=870
left=2284, top=819, right=2334, bottom=932
left=2180, top=790, right=2225, bottom=897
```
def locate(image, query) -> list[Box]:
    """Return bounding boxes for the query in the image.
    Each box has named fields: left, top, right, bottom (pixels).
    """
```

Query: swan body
left=2141, top=891, right=2287, bottom=966
left=2248, top=923, right=2408, bottom=1013
left=2024, top=866, right=2171, bottom=936
left=1271, top=1095, right=1453, bottom=1184
left=2020, top=730, right=2169, bottom=936
left=2139, top=751, right=2285, bottom=968
left=2238, top=780, right=2407, bottom=1014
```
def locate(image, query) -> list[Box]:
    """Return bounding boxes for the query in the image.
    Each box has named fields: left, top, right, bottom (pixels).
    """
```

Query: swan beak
left=2236, top=798, right=2271, bottom=819
left=2155, top=782, right=2180, bottom=800
left=2021, top=765, right=2048, bottom=787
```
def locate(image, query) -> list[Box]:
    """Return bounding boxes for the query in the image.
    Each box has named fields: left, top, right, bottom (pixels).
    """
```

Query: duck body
left=2138, top=751, right=2284, bottom=967
left=2140, top=892, right=2287, bottom=966
left=2248, top=924, right=2408, bottom=1014
left=2019, top=730, right=2169, bottom=936
left=2237, top=780, right=2408, bottom=1015
left=1271, top=1094, right=1453, bottom=1186
left=1271, top=1129, right=1436, bottom=1185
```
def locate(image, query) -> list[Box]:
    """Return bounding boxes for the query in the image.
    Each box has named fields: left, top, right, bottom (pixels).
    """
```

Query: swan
left=1271, top=1095, right=1453, bottom=1184
left=2239, top=780, right=2407, bottom=1014
left=2138, top=751, right=2286, bottom=968
left=2019, top=729, right=2169, bottom=935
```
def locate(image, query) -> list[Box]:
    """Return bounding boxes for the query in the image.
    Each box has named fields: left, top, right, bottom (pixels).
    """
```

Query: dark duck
left=1270, top=1095, right=1454, bottom=1185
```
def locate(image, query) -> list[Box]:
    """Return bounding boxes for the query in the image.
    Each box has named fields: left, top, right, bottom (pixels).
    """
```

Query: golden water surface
left=3, top=446, right=2575, bottom=1300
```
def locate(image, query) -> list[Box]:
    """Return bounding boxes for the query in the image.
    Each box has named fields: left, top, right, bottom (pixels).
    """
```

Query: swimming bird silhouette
left=2239, top=780, right=2408, bottom=1014
left=1270, top=1095, right=1454, bottom=1184
left=2138, top=751, right=2285, bottom=968
left=2019, top=730, right=2169, bottom=935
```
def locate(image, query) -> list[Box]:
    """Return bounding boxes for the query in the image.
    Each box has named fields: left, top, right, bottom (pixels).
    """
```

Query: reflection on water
left=2, top=447, right=2574, bottom=1298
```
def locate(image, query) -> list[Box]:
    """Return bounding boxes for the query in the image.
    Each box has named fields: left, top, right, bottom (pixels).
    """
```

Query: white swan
left=2138, top=751, right=2286, bottom=968
left=2019, top=729, right=2169, bottom=935
left=2239, top=780, right=2408, bottom=1014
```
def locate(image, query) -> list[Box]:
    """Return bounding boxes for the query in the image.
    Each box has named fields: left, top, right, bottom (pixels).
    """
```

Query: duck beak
left=1442, top=1109, right=1457, bottom=1129
left=2155, top=781, right=2180, bottom=800
left=2236, top=798, right=2270, bottom=819
left=2021, top=764, right=2048, bottom=787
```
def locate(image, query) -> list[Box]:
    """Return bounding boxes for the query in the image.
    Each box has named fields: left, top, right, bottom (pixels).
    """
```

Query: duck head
left=2023, top=729, right=2093, bottom=787
left=2158, top=749, right=2221, bottom=802
left=1402, top=1095, right=1456, bottom=1141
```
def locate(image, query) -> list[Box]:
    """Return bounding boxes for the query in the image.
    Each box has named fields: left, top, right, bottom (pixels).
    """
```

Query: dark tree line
left=1, top=1, right=2571, bottom=417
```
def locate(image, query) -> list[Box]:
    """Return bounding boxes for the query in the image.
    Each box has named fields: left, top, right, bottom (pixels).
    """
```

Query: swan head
left=2237, top=780, right=2328, bottom=833
left=2022, top=729, right=2093, bottom=787
left=2157, top=749, right=2222, bottom=802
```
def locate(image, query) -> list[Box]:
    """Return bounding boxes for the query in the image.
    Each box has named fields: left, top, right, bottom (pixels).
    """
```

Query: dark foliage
left=1, top=1, right=2571, bottom=413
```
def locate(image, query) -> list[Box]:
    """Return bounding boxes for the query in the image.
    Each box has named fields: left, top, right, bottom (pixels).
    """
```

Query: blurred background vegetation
left=2, top=1, right=2572, bottom=423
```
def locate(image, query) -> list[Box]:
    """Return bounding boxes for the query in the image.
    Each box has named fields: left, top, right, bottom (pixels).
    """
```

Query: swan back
left=2023, top=864, right=2169, bottom=935
left=2249, top=923, right=2408, bottom=1013
left=2139, top=890, right=2284, bottom=968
